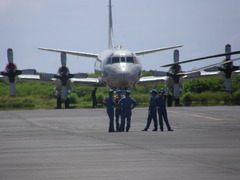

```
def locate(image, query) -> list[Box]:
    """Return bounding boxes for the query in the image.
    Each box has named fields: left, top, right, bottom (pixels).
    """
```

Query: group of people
left=103, top=88, right=173, bottom=132
left=103, top=89, right=137, bottom=132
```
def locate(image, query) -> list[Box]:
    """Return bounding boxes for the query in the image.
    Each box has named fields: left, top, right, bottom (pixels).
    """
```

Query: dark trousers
left=107, top=109, right=114, bottom=132
left=145, top=110, right=157, bottom=130
left=158, top=108, right=171, bottom=131
left=120, top=112, right=132, bottom=132
left=115, top=109, right=122, bottom=131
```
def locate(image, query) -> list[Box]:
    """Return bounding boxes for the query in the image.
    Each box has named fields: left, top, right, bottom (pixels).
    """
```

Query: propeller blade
left=225, top=44, right=231, bottom=60
left=174, top=50, right=179, bottom=63
left=7, top=48, right=14, bottom=63
left=161, top=50, right=240, bottom=67
left=61, top=52, right=67, bottom=67
left=9, top=83, right=16, bottom=96
left=176, top=57, right=240, bottom=76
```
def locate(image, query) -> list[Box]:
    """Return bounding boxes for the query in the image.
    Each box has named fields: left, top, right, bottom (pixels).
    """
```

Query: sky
left=1, top=0, right=240, bottom=74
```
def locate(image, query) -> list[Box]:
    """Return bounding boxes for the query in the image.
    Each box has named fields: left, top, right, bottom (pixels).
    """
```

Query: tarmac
left=0, top=106, right=240, bottom=180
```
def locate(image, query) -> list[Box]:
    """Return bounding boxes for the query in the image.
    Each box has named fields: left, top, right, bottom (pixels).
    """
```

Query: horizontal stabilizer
left=135, top=45, right=183, bottom=56
left=21, top=69, right=37, bottom=75
left=154, top=71, right=168, bottom=77
left=73, top=73, right=88, bottom=78
left=38, top=47, right=99, bottom=58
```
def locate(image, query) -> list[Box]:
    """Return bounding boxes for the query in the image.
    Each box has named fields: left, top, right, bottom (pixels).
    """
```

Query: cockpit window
left=121, top=57, right=125, bottom=62
left=112, top=57, right=120, bottom=63
left=126, top=57, right=134, bottom=63
left=111, top=56, right=135, bottom=64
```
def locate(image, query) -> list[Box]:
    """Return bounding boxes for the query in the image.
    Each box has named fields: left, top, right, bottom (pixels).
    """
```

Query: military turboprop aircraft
left=156, top=45, right=240, bottom=106
left=38, top=0, right=183, bottom=108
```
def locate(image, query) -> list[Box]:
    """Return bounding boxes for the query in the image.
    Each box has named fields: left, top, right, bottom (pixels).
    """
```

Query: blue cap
left=109, top=89, right=114, bottom=94
left=126, top=90, right=131, bottom=95
left=159, top=89, right=165, bottom=93
left=117, top=90, right=122, bottom=94
left=150, top=89, right=157, bottom=94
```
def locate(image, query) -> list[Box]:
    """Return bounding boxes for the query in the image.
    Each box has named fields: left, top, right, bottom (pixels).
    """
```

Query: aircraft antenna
left=108, top=0, right=114, bottom=49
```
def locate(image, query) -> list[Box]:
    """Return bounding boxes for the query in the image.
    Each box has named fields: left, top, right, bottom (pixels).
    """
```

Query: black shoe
left=108, top=129, right=115, bottom=132
left=168, top=129, right=173, bottom=131
left=160, top=129, right=164, bottom=131
left=152, top=128, right=157, bottom=131
left=142, top=128, right=148, bottom=131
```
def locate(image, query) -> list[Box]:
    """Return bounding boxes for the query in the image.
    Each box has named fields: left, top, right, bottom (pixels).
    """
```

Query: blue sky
left=1, top=0, right=240, bottom=73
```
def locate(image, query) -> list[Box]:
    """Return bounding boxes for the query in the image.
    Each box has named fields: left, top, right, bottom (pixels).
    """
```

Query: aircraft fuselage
left=95, top=47, right=142, bottom=90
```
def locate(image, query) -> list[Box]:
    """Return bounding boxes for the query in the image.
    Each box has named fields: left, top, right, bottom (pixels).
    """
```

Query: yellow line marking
left=168, top=110, right=224, bottom=121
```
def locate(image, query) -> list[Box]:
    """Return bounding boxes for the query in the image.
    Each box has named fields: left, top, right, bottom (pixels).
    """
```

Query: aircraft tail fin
left=108, top=0, right=114, bottom=49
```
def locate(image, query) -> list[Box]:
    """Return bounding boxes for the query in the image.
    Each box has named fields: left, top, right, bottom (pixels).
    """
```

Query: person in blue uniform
left=157, top=89, right=173, bottom=131
left=119, top=90, right=137, bottom=132
left=103, top=89, right=116, bottom=132
left=114, top=90, right=124, bottom=131
left=142, top=89, right=158, bottom=131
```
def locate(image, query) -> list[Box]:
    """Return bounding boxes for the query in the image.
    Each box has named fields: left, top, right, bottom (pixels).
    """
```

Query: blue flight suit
left=157, top=94, right=172, bottom=131
left=119, top=96, right=137, bottom=132
left=103, top=95, right=116, bottom=132
left=143, top=95, right=158, bottom=131
left=114, top=95, right=123, bottom=131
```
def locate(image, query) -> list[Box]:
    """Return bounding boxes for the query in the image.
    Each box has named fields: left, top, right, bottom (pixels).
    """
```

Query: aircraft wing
left=71, top=77, right=106, bottom=87
left=0, top=74, right=42, bottom=82
left=137, top=76, right=167, bottom=86
left=134, top=45, right=183, bottom=56
left=38, top=47, right=99, bottom=58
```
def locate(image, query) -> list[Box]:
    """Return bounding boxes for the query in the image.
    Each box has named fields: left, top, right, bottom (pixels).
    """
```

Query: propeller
left=1, top=48, right=37, bottom=97
left=54, top=53, right=74, bottom=101
left=154, top=50, right=185, bottom=105
left=1, top=49, right=21, bottom=96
